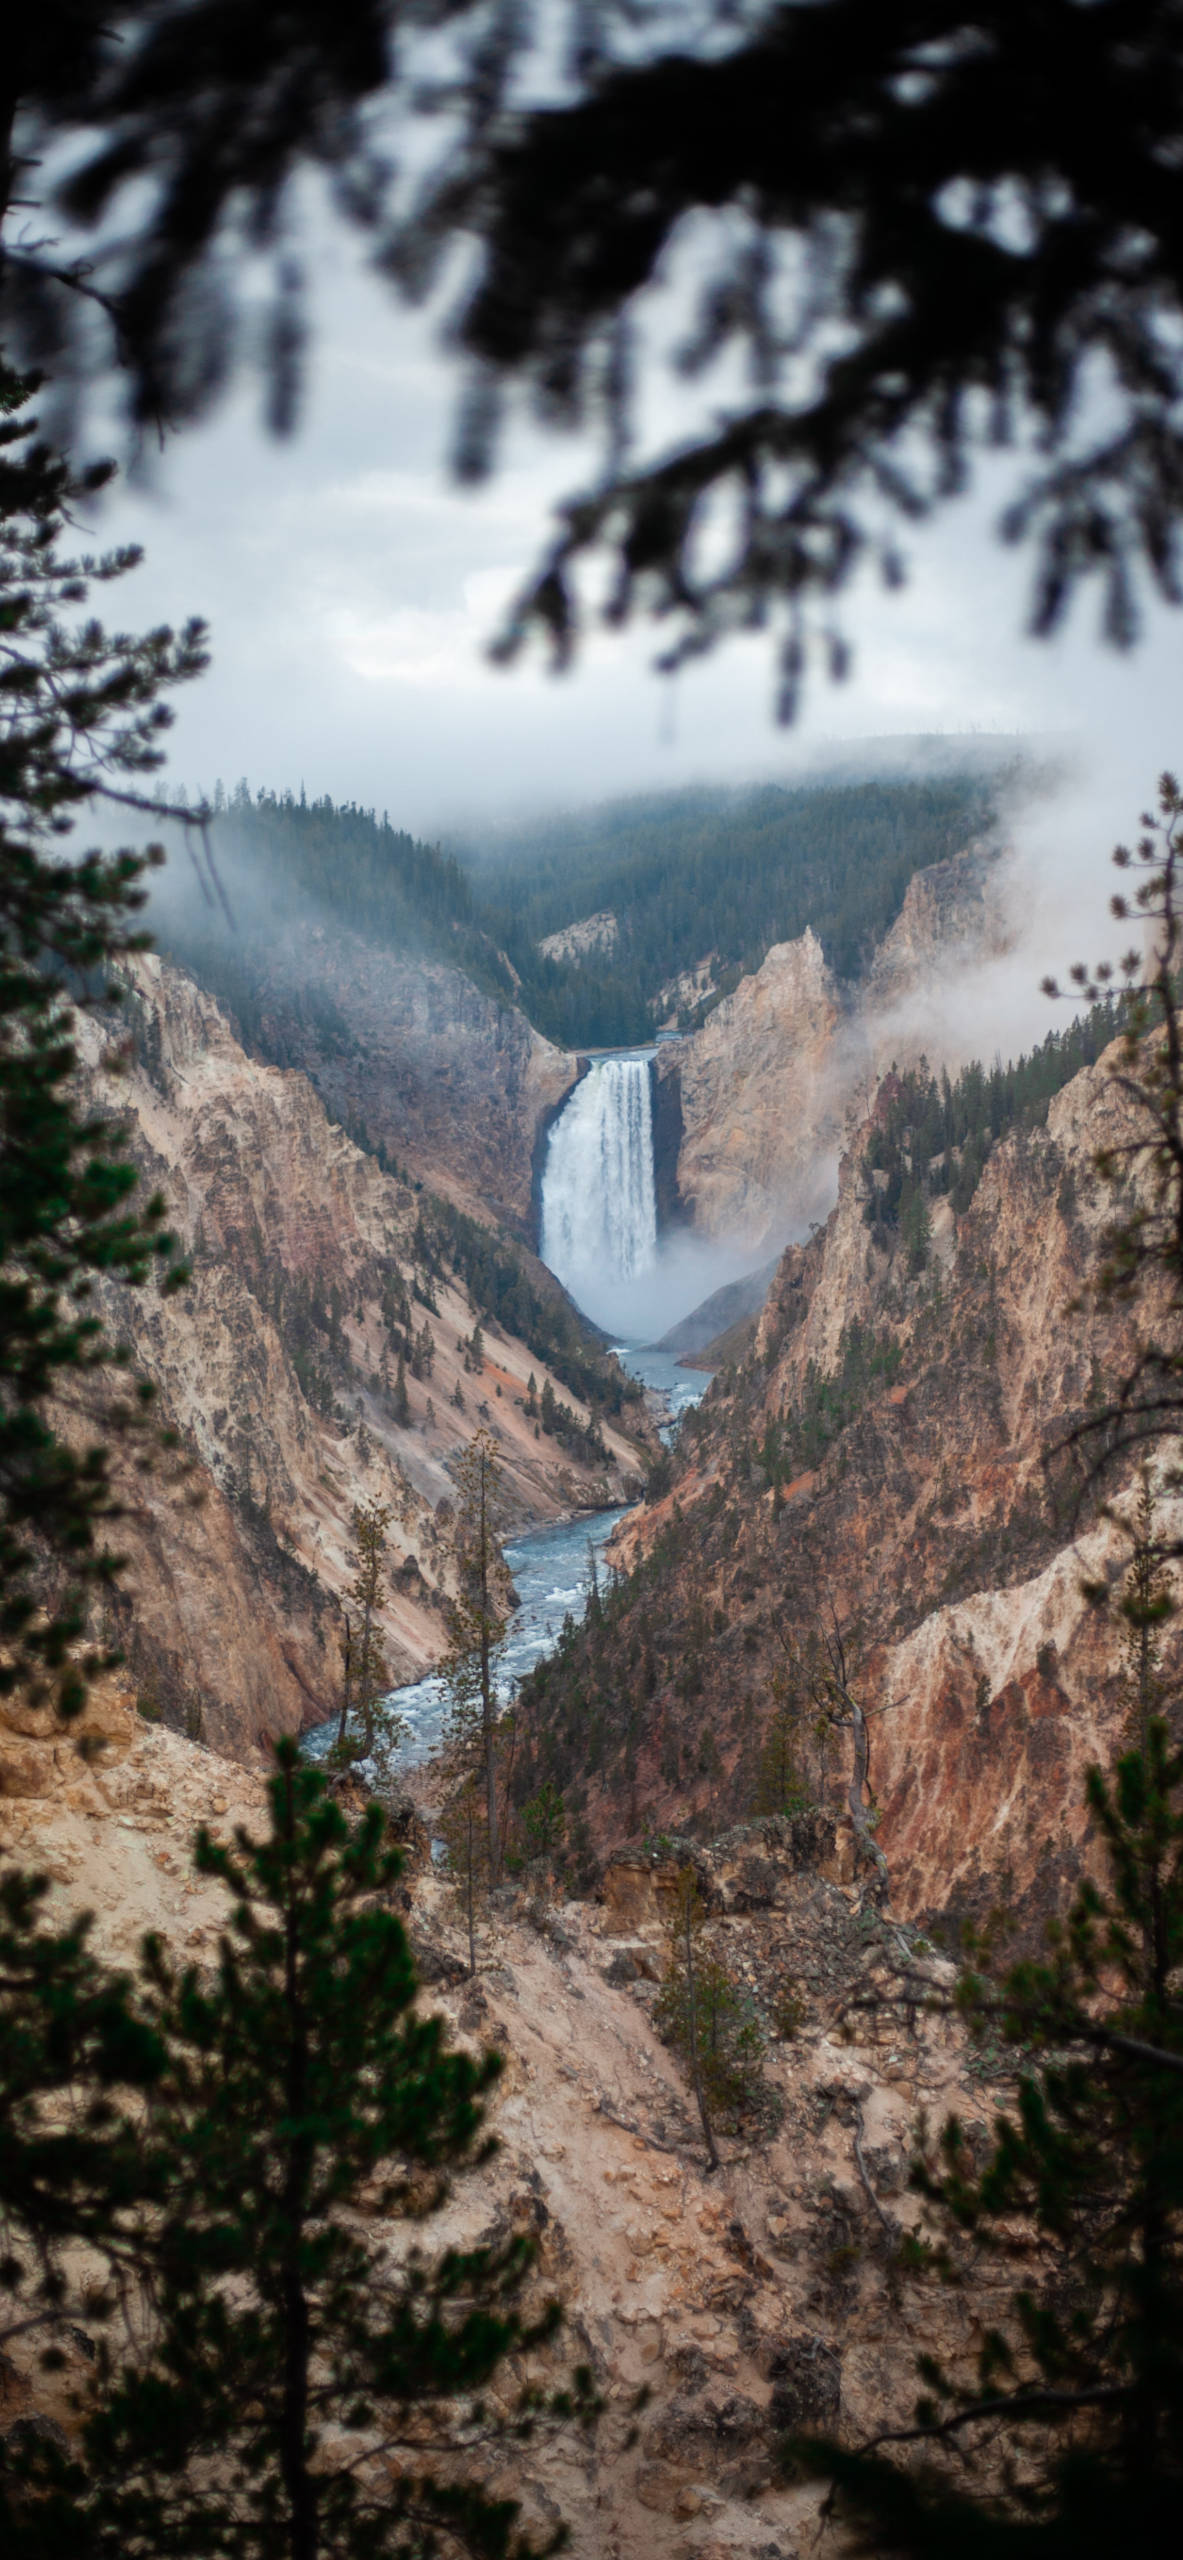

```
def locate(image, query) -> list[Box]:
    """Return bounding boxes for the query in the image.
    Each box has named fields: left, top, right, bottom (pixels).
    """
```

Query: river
left=303, top=1345, right=707, bottom=1775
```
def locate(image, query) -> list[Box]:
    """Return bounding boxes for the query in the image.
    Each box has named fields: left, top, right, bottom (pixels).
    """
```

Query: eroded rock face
left=657, top=847, right=1010, bottom=1255
left=225, top=923, right=578, bottom=1235
left=66, top=959, right=648, bottom=1762
left=657, top=931, right=846, bottom=1250
left=862, top=843, right=1013, bottom=1024
left=0, top=1741, right=1002, bottom=2560
left=545, top=1038, right=1179, bottom=1933
left=0, top=1675, right=137, bottom=1802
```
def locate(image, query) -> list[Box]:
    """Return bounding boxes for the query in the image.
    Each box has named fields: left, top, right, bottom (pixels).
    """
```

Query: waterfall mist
left=540, top=1056, right=769, bottom=1342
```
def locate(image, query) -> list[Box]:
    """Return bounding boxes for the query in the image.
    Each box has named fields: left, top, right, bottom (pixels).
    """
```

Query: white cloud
left=80, top=251, right=1183, bottom=842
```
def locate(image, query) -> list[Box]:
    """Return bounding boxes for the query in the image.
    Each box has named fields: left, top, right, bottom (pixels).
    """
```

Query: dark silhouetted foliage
left=9, top=10, right=1183, bottom=715
left=0, top=360, right=203, bottom=1714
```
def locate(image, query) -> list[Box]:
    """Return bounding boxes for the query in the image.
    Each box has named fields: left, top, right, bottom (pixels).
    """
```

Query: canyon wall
left=64, top=959, right=648, bottom=1763
left=656, top=842, right=1012, bottom=1256
left=655, top=930, right=845, bottom=1249
left=213, top=920, right=578, bottom=1234
left=0, top=1689, right=1003, bottom=2560
left=522, top=1036, right=1178, bottom=1937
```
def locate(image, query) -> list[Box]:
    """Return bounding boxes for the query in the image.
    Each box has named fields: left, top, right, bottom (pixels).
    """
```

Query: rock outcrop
left=220, top=921, right=578, bottom=1235
left=656, top=844, right=1010, bottom=1256
left=62, top=959, right=648, bottom=1763
left=862, top=842, right=1013, bottom=1026
left=656, top=931, right=846, bottom=1250
left=522, top=1036, right=1178, bottom=1936
left=0, top=1718, right=1002, bottom=2559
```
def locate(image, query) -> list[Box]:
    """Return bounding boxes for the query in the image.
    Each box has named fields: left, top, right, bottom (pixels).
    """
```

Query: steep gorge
left=516, top=1035, right=1174, bottom=1939
left=59, top=957, right=651, bottom=1765
left=655, top=843, right=1013, bottom=1253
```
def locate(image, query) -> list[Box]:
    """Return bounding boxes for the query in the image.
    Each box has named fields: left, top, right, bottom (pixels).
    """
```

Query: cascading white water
left=540, top=1056, right=658, bottom=1330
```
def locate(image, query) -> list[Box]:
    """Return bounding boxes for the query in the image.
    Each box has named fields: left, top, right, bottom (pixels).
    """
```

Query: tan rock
left=659, top=931, right=843, bottom=1250
left=0, top=1738, right=53, bottom=1797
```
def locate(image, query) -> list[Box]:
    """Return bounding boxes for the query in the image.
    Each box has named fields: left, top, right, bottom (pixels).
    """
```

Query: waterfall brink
left=540, top=1057, right=658, bottom=1327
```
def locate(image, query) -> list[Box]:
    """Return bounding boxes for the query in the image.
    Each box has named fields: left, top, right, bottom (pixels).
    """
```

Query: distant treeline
left=459, top=773, right=1001, bottom=1045
left=216, top=780, right=474, bottom=933
left=157, top=774, right=1003, bottom=1054
left=156, top=783, right=515, bottom=1013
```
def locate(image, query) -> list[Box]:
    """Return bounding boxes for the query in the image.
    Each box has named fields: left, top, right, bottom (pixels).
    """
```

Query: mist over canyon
left=11, top=741, right=1176, bottom=2560
left=134, top=749, right=1080, bottom=1345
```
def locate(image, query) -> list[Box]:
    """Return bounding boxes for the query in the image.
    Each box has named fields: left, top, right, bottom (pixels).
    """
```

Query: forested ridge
left=861, top=992, right=1126, bottom=1265
left=155, top=771, right=1003, bottom=1055
left=153, top=783, right=517, bottom=1027
left=459, top=773, right=1001, bottom=1045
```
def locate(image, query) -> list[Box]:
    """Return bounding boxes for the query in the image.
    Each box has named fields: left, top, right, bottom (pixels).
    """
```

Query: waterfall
left=540, top=1057, right=658, bottom=1328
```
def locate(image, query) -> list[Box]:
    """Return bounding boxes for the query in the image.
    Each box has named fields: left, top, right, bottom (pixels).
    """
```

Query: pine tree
left=329, top=1500, right=407, bottom=1789
left=752, top=1700, right=809, bottom=1817
left=807, top=1504, right=1183, bottom=2554
left=13, top=9, right=1183, bottom=731
left=0, top=346, right=208, bottom=2554
left=394, top=1346, right=410, bottom=1426
left=520, top=1781, right=566, bottom=1873
left=85, top=1745, right=578, bottom=2559
left=443, top=1431, right=512, bottom=1886
left=437, top=1768, right=490, bottom=1978
left=0, top=1871, right=168, bottom=2556
left=899, top=1180, right=931, bottom=1276
left=655, top=1867, right=765, bottom=2171
left=0, top=360, right=205, bottom=1718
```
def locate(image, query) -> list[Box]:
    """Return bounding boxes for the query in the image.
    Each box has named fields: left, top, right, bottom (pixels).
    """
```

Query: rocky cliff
left=0, top=1697, right=1002, bottom=2559
left=862, top=841, right=1013, bottom=1026
left=516, top=1037, right=1179, bottom=1938
left=63, top=959, right=649, bottom=1763
left=656, top=843, right=1010, bottom=1258
left=205, top=918, right=578, bottom=1235
left=655, top=931, right=846, bottom=1250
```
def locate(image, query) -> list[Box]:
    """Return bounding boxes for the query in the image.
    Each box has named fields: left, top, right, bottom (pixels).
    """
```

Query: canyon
left=527, top=1031, right=1168, bottom=1943
left=4, top=798, right=1166, bottom=2556
left=0, top=1673, right=1005, bottom=2560
left=51, top=817, right=1131, bottom=1917
left=63, top=955, right=651, bottom=1762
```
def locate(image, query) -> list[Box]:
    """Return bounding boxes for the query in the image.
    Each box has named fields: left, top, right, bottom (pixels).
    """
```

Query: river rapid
left=303, top=1345, right=706, bottom=1776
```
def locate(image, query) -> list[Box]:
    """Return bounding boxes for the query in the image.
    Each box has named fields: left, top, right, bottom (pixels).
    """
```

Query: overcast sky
left=90, top=239, right=1183, bottom=885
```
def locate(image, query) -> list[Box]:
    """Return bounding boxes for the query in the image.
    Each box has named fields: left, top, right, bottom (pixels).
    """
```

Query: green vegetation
left=415, top=1195, right=641, bottom=1429
left=157, top=773, right=1003, bottom=1059
left=0, top=360, right=203, bottom=1718
left=863, top=992, right=1127, bottom=1241
left=808, top=1503, right=1183, bottom=2555
left=461, top=774, right=999, bottom=1047
left=214, top=781, right=474, bottom=940
left=441, top=1429, right=514, bottom=1887
left=2, top=1747, right=584, bottom=2558
left=759, top=1323, right=904, bottom=1487
left=152, top=783, right=516, bottom=1049
left=327, top=1500, right=408, bottom=1788
left=656, top=1866, right=767, bottom=2167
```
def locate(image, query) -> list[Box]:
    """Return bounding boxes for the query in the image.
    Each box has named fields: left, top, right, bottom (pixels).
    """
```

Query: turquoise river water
left=303, top=1346, right=706, bottom=1774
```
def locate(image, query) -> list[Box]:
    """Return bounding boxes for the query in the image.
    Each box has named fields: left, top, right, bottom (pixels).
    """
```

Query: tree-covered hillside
left=155, top=771, right=1004, bottom=1055
left=458, top=772, right=1001, bottom=1046
left=862, top=992, right=1127, bottom=1253
left=153, top=783, right=516, bottom=1028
